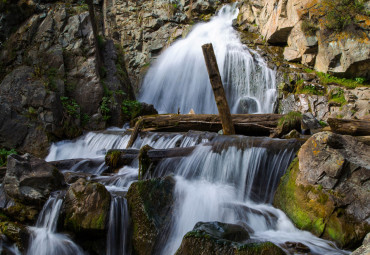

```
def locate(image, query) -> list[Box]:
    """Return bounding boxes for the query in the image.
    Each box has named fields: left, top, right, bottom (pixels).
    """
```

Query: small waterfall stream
left=27, top=193, right=85, bottom=255
left=139, top=4, right=277, bottom=114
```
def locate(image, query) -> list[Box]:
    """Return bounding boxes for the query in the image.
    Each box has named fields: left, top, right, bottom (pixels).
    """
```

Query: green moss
left=106, top=150, right=121, bottom=169
left=274, top=158, right=330, bottom=236
left=0, top=148, right=17, bottom=166
left=329, top=87, right=347, bottom=106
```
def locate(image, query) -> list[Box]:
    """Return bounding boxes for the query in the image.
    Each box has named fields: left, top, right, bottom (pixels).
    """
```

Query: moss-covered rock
left=126, top=176, right=175, bottom=255
left=138, top=145, right=154, bottom=180
left=2, top=202, right=39, bottom=224
left=175, top=222, right=284, bottom=255
left=0, top=214, right=29, bottom=252
left=274, top=132, right=370, bottom=249
left=62, top=178, right=111, bottom=236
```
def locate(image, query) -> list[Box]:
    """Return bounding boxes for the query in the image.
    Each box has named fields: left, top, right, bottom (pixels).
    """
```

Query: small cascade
left=157, top=142, right=348, bottom=255
left=106, top=196, right=131, bottom=255
left=27, top=193, right=85, bottom=255
left=139, top=4, right=276, bottom=114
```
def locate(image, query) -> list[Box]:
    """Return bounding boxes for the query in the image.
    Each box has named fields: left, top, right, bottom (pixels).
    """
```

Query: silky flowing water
left=139, top=4, right=276, bottom=114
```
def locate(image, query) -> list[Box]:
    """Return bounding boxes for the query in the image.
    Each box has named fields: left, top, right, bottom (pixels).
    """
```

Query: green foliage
left=355, top=77, right=365, bottom=84
left=329, top=88, right=347, bottom=106
left=319, top=120, right=328, bottom=127
left=317, top=0, right=365, bottom=32
left=60, top=96, right=80, bottom=119
left=0, top=148, right=17, bottom=167
left=277, top=111, right=302, bottom=133
left=122, top=100, right=142, bottom=120
left=81, top=113, right=90, bottom=126
left=316, top=72, right=368, bottom=89
left=100, top=96, right=111, bottom=121
left=301, top=20, right=319, bottom=36
left=297, top=83, right=325, bottom=96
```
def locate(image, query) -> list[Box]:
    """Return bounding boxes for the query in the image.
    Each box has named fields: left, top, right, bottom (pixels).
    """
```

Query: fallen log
left=132, top=114, right=282, bottom=136
left=105, top=147, right=196, bottom=169
left=328, top=118, right=370, bottom=136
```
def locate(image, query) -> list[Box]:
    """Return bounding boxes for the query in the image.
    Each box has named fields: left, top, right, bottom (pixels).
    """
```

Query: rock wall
left=274, top=132, right=370, bottom=249
left=0, top=1, right=133, bottom=156
left=236, top=0, right=370, bottom=79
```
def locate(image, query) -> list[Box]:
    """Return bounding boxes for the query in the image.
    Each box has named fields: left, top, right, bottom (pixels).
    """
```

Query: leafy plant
left=81, top=113, right=90, bottom=126
left=319, top=121, right=328, bottom=127
left=355, top=77, right=365, bottom=84
left=0, top=148, right=17, bottom=167
left=301, top=20, right=319, bottom=36
left=100, top=96, right=111, bottom=121
left=60, top=96, right=80, bottom=118
left=329, top=88, right=347, bottom=106
left=122, top=100, right=142, bottom=120
left=315, top=0, right=365, bottom=32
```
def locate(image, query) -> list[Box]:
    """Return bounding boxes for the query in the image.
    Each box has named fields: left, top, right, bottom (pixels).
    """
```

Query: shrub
left=60, top=96, right=80, bottom=119
left=301, top=20, right=319, bottom=36
left=0, top=148, right=17, bottom=167
left=122, top=100, right=142, bottom=120
left=100, top=96, right=111, bottom=121
left=316, top=0, right=365, bottom=32
left=329, top=88, right=347, bottom=106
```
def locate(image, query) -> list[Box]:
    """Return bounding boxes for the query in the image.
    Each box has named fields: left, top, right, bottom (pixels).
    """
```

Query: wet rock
left=351, top=233, right=370, bottom=255
left=126, top=176, right=175, bottom=255
left=3, top=202, right=39, bottom=224
left=62, top=178, right=111, bottom=236
left=3, top=154, right=65, bottom=206
left=176, top=222, right=284, bottom=255
left=0, top=214, right=30, bottom=252
left=274, top=132, right=370, bottom=248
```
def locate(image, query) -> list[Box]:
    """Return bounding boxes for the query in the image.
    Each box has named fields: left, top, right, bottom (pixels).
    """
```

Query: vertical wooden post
left=202, top=43, right=235, bottom=135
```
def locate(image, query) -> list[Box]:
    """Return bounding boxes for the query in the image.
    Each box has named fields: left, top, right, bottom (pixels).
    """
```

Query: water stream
left=139, top=4, right=277, bottom=114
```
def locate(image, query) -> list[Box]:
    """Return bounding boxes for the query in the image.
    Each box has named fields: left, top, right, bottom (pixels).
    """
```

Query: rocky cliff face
left=0, top=0, right=133, bottom=156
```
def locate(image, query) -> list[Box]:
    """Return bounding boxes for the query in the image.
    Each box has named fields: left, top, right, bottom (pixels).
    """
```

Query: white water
left=139, top=4, right=276, bottom=114
left=158, top=145, right=348, bottom=255
left=27, top=194, right=85, bottom=255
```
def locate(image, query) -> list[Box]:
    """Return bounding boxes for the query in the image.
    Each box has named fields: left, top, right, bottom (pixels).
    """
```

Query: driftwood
left=328, top=118, right=370, bottom=136
left=202, top=43, right=235, bottom=135
left=132, top=114, right=282, bottom=136
left=106, top=147, right=196, bottom=169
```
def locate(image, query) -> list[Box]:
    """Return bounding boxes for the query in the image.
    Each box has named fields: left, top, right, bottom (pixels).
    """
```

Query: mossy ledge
left=274, top=158, right=369, bottom=248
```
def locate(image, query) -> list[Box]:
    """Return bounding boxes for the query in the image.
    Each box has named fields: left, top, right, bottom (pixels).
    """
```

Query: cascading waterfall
left=139, top=4, right=277, bottom=114
left=156, top=142, right=348, bottom=255
left=27, top=193, right=84, bottom=255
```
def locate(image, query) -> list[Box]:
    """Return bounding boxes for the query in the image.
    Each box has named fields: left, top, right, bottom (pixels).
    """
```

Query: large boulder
left=62, top=178, right=111, bottom=236
left=274, top=132, right=370, bottom=249
left=315, top=33, right=370, bottom=79
left=351, top=233, right=370, bottom=255
left=126, top=176, right=175, bottom=255
left=175, top=221, right=284, bottom=255
left=2, top=154, right=65, bottom=206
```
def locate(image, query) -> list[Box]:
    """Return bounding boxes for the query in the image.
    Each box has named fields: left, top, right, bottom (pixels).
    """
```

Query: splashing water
left=27, top=194, right=85, bottom=255
left=139, top=4, right=276, bottom=114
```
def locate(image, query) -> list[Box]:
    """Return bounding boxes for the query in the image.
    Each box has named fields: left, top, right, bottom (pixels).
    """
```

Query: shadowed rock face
left=274, top=131, right=370, bottom=249
left=3, top=153, right=65, bottom=206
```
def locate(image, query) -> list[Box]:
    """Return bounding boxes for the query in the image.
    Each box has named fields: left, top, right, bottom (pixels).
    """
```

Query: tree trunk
left=328, top=118, right=370, bottom=136
left=202, top=43, right=235, bottom=135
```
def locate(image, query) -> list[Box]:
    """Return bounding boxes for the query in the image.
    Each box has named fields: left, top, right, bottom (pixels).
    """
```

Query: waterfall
left=139, top=4, right=277, bottom=114
left=156, top=141, right=348, bottom=255
left=27, top=193, right=85, bottom=255
left=106, top=196, right=131, bottom=255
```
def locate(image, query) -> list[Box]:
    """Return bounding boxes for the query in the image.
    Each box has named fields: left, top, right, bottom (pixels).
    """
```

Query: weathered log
left=133, top=114, right=282, bottom=136
left=328, top=118, right=370, bottom=136
left=105, top=147, right=197, bottom=169
left=202, top=43, right=235, bottom=135
left=126, top=117, right=143, bottom=148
